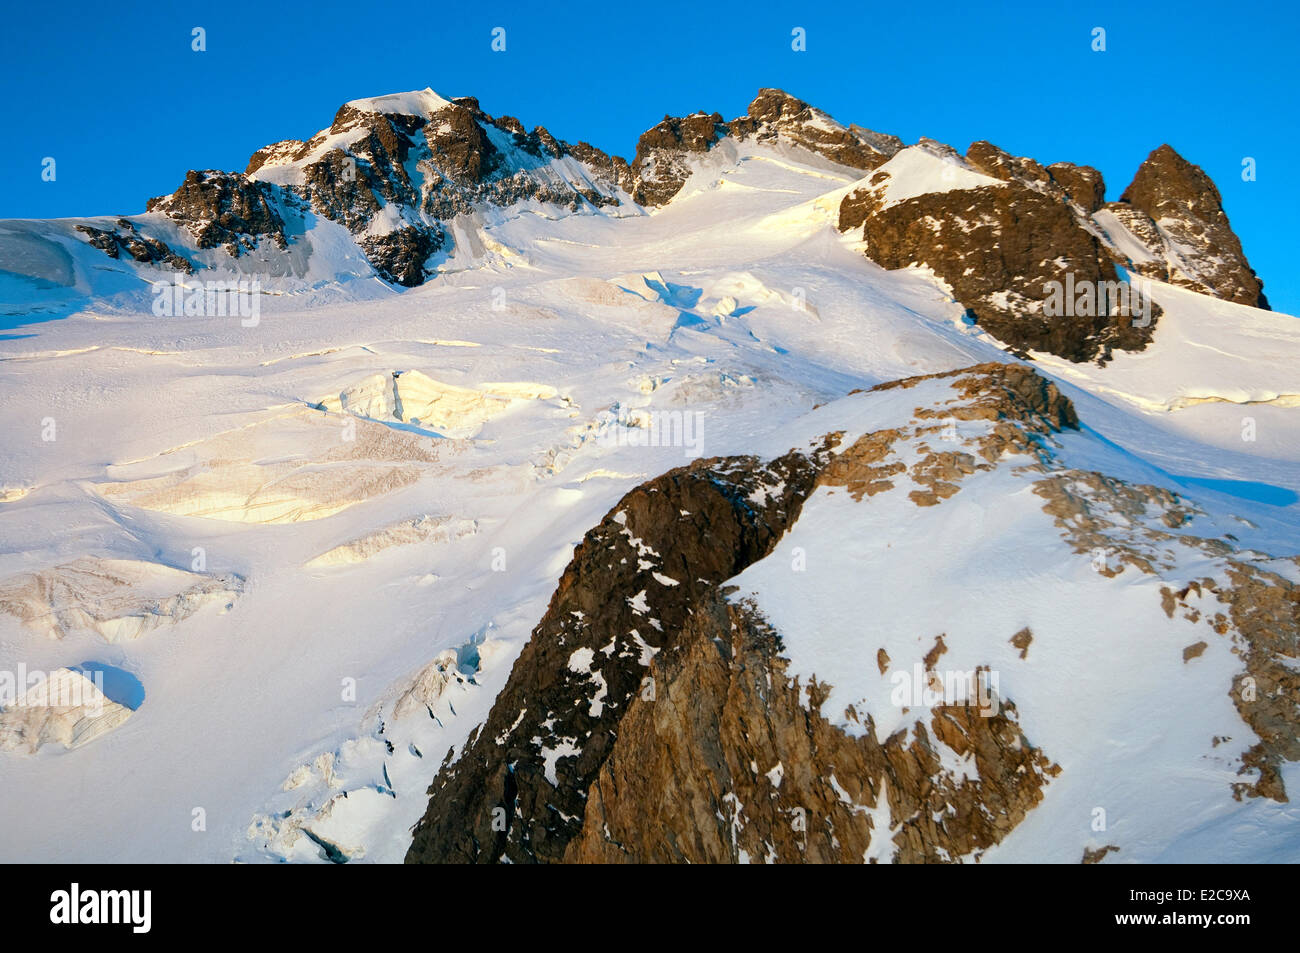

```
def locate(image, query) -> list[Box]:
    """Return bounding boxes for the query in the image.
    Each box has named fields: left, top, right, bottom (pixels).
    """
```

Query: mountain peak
left=1113, top=143, right=1268, bottom=308
left=744, top=87, right=810, bottom=120
left=342, top=87, right=455, bottom=119
left=10, top=83, right=1270, bottom=325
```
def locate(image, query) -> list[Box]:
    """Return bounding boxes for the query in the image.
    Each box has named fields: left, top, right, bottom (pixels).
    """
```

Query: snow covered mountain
left=0, top=87, right=1296, bottom=864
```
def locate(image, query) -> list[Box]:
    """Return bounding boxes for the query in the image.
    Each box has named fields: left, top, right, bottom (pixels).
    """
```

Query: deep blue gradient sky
left=2, top=0, right=1296, bottom=311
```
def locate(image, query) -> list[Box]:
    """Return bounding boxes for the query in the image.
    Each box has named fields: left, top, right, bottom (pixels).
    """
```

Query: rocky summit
left=18, top=86, right=1267, bottom=363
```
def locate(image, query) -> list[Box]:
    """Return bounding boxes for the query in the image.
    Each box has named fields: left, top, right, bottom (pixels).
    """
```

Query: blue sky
left=2, top=0, right=1296, bottom=311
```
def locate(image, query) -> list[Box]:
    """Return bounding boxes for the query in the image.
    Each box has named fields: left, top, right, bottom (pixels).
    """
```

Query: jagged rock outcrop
left=73, top=221, right=192, bottom=273
left=1107, top=144, right=1267, bottom=308
left=1046, top=162, right=1106, bottom=214
left=629, top=89, right=902, bottom=207
left=840, top=136, right=1274, bottom=363
left=146, top=169, right=288, bottom=255
left=357, top=226, right=444, bottom=287
left=300, top=150, right=383, bottom=232
left=420, top=99, right=500, bottom=185
left=629, top=112, right=728, bottom=206
left=286, top=93, right=623, bottom=276
left=406, top=443, right=834, bottom=862
left=966, top=140, right=1105, bottom=214
left=566, top=593, right=1057, bottom=863
left=728, top=88, right=902, bottom=172
left=869, top=360, right=1080, bottom=429
left=493, top=114, right=564, bottom=160
left=78, top=89, right=627, bottom=287
left=567, top=141, right=633, bottom=195
left=840, top=164, right=1156, bottom=363
left=245, top=139, right=305, bottom=176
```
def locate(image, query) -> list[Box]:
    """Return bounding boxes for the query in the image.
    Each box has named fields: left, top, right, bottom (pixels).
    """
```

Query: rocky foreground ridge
left=404, top=363, right=1299, bottom=863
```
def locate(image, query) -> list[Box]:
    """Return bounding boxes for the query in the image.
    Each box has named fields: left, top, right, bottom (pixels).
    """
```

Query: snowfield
left=0, top=121, right=1297, bottom=862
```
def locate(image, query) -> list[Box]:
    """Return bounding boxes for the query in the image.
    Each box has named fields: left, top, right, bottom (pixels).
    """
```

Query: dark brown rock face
left=637, top=111, right=726, bottom=156
left=358, top=226, right=444, bottom=287
left=567, top=595, right=1056, bottom=863
left=841, top=176, right=1156, bottom=363
left=400, top=360, right=1300, bottom=863
left=406, top=445, right=833, bottom=863
left=1219, top=563, right=1300, bottom=802
left=291, top=98, right=621, bottom=276
left=74, top=222, right=192, bottom=273
left=1047, top=162, right=1106, bottom=214
left=1113, top=144, right=1267, bottom=308
left=146, top=170, right=287, bottom=256
left=964, top=141, right=1054, bottom=192
left=629, top=112, right=727, bottom=206
left=127, top=93, right=628, bottom=289
left=245, top=139, right=306, bottom=176
left=422, top=101, right=500, bottom=186
left=494, top=116, right=565, bottom=160
left=728, top=89, right=901, bottom=172
left=839, top=136, right=1274, bottom=364
left=296, top=105, right=425, bottom=237
left=567, top=141, right=633, bottom=195
left=966, top=141, right=1106, bottom=214
left=301, top=150, right=382, bottom=232
left=627, top=89, right=903, bottom=207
